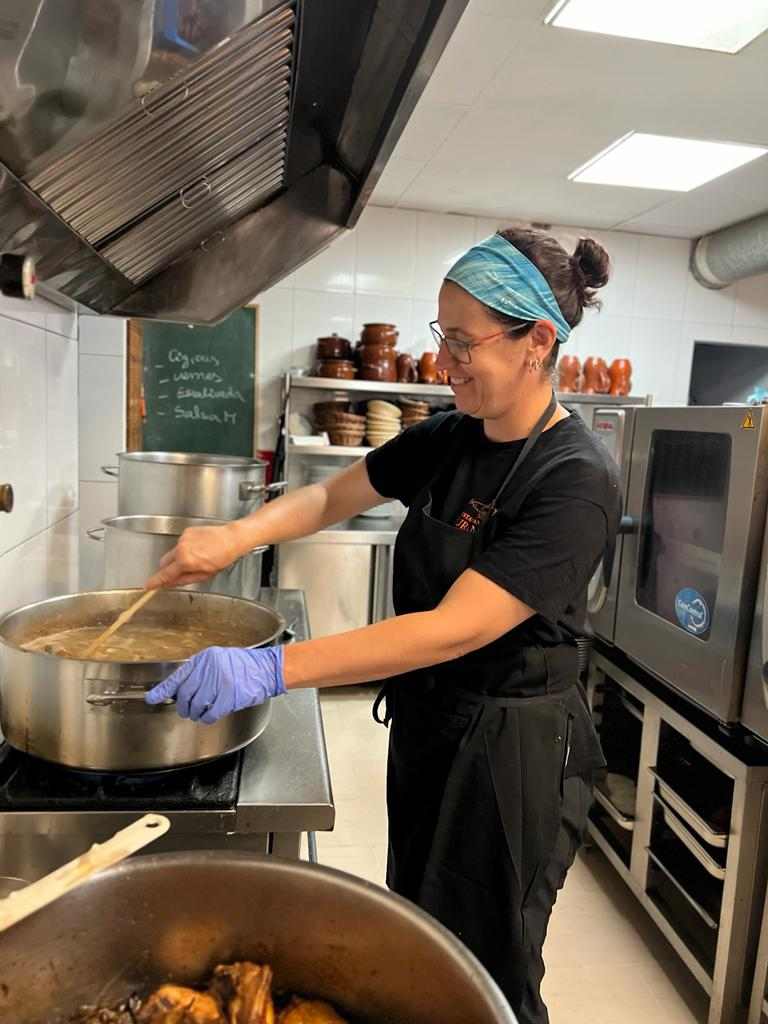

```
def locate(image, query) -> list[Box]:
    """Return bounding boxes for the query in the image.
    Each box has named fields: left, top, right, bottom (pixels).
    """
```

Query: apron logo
left=674, top=588, right=710, bottom=636
left=455, top=499, right=495, bottom=533
left=742, top=411, right=755, bottom=430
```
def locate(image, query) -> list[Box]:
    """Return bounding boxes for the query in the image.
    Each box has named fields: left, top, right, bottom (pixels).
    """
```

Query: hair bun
left=573, top=237, right=610, bottom=290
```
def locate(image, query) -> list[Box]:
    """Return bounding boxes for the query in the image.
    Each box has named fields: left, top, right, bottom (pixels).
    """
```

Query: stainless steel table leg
left=270, top=832, right=302, bottom=859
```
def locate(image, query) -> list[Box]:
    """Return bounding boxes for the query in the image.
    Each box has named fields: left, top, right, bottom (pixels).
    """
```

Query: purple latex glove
left=145, top=645, right=286, bottom=724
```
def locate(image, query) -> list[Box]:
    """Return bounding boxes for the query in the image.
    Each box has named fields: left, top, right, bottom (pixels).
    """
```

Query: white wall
left=0, top=295, right=79, bottom=620
left=77, top=315, right=126, bottom=589
left=254, top=206, right=768, bottom=447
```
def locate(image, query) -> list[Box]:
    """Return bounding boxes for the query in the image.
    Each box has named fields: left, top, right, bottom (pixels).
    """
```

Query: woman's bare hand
left=145, top=524, right=243, bottom=589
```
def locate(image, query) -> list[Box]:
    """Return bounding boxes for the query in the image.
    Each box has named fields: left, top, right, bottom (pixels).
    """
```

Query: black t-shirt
left=366, top=410, right=621, bottom=665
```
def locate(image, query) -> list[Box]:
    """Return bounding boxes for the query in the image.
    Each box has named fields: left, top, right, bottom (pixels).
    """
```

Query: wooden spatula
left=83, top=588, right=159, bottom=659
left=0, top=813, right=170, bottom=932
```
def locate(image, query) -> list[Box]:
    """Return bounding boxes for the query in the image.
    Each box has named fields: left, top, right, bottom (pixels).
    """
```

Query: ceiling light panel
left=545, top=0, right=768, bottom=54
left=569, top=132, right=768, bottom=191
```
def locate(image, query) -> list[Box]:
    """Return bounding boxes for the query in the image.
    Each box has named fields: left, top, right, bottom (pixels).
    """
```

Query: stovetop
left=0, top=742, right=242, bottom=810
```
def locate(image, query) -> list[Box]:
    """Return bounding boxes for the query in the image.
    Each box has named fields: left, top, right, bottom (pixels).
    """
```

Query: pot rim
left=102, top=514, right=230, bottom=536
left=117, top=451, right=268, bottom=470
left=0, top=589, right=285, bottom=664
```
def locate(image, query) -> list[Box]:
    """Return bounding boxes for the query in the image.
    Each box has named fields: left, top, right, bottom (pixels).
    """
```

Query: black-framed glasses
left=429, top=320, right=533, bottom=365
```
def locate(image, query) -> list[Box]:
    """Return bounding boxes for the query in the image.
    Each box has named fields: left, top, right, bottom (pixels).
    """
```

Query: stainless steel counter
left=0, top=589, right=334, bottom=880
left=299, top=515, right=403, bottom=545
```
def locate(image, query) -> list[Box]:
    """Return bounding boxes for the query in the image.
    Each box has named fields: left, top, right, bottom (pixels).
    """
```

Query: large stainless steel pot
left=0, top=852, right=517, bottom=1024
left=89, top=514, right=267, bottom=599
left=0, top=589, right=284, bottom=772
left=103, top=451, right=285, bottom=519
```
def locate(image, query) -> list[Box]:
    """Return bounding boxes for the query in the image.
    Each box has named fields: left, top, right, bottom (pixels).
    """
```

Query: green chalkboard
left=141, top=309, right=256, bottom=456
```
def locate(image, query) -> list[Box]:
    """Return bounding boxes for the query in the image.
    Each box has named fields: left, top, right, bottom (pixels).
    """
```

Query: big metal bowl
left=0, top=589, right=285, bottom=772
left=0, top=852, right=517, bottom=1024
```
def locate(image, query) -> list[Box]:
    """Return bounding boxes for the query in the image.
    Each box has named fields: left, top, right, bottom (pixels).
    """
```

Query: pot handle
left=239, top=480, right=286, bottom=500
left=101, top=465, right=119, bottom=478
left=85, top=686, right=174, bottom=707
left=86, top=526, right=105, bottom=541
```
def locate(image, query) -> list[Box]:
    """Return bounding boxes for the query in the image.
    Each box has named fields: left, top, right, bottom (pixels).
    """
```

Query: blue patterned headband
left=445, top=233, right=571, bottom=345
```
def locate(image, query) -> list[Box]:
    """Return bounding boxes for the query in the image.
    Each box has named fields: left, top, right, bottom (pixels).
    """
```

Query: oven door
left=742, top=524, right=768, bottom=742
left=587, top=407, right=637, bottom=643
left=615, top=406, right=768, bottom=722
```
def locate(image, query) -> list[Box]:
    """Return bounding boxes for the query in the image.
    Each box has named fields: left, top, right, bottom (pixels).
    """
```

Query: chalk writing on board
left=174, top=404, right=238, bottom=425
left=176, top=386, right=246, bottom=402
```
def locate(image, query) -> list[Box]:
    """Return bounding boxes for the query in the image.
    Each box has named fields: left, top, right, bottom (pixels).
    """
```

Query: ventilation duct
left=691, top=211, right=768, bottom=289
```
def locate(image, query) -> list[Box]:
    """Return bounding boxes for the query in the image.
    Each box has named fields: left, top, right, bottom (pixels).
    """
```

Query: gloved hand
left=145, top=645, right=286, bottom=724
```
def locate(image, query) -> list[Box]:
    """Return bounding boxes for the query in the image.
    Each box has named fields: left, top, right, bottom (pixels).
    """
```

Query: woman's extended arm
left=284, top=568, right=535, bottom=689
left=145, top=460, right=384, bottom=588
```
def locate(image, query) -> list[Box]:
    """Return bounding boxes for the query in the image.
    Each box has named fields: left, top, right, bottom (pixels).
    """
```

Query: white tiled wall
left=0, top=294, right=80, bottom=621
left=253, top=206, right=768, bottom=446
left=77, top=315, right=126, bottom=590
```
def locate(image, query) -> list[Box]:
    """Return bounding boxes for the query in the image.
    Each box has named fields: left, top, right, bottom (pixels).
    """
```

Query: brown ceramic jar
left=583, top=356, right=611, bottom=394
left=609, top=358, right=632, bottom=396
left=557, top=355, right=582, bottom=393
left=359, top=361, right=397, bottom=383
left=316, top=334, right=352, bottom=360
left=419, top=351, right=438, bottom=384
left=361, top=323, right=399, bottom=346
left=317, top=359, right=356, bottom=380
left=397, top=353, right=418, bottom=383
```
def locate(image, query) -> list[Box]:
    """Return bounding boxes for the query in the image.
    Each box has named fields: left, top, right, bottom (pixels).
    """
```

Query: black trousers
left=385, top=688, right=594, bottom=1024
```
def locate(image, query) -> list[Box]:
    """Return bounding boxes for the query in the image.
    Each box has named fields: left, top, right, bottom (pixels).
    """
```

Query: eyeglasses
left=429, top=320, right=533, bottom=365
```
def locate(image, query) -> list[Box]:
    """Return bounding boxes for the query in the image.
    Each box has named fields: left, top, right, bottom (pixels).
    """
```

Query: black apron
left=373, top=395, right=602, bottom=1023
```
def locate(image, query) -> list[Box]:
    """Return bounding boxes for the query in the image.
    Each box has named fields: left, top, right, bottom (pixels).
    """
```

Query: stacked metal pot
left=95, top=451, right=285, bottom=598
left=0, top=452, right=287, bottom=772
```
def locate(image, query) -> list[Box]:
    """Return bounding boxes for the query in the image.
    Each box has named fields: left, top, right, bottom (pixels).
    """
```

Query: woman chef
left=145, top=228, right=620, bottom=1024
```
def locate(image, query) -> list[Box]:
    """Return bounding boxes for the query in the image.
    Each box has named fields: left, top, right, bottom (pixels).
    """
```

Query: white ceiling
left=371, top=0, right=768, bottom=238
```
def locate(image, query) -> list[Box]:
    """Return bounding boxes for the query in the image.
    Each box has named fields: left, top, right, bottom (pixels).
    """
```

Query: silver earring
left=527, top=358, right=542, bottom=372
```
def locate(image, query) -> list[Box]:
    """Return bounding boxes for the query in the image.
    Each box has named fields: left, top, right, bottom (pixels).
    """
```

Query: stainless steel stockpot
left=0, top=852, right=518, bottom=1024
left=0, top=589, right=285, bottom=772
left=89, top=514, right=266, bottom=599
left=102, top=451, right=284, bottom=519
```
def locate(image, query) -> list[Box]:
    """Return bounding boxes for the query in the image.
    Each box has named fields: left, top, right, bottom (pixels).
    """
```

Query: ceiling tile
left=370, top=159, right=425, bottom=206
left=421, top=7, right=521, bottom=106
left=377, top=0, right=768, bottom=237
left=388, top=103, right=469, bottom=165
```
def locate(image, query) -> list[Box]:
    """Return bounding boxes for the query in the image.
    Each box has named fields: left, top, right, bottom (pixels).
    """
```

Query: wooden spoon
left=83, top=588, right=160, bottom=659
left=0, top=813, right=170, bottom=932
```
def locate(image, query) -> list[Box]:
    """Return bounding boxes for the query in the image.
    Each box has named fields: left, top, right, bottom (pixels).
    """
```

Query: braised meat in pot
left=70, top=962, right=348, bottom=1024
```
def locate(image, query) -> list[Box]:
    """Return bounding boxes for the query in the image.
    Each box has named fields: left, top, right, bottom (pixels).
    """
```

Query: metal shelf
left=290, top=375, right=452, bottom=397
left=289, top=374, right=650, bottom=404
left=289, top=443, right=373, bottom=458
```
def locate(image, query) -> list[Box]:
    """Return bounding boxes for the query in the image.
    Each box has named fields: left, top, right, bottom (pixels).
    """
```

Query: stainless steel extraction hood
left=0, top=0, right=467, bottom=323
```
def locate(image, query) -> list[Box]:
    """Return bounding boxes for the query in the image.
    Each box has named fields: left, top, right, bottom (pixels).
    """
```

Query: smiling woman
left=143, top=227, right=620, bottom=1024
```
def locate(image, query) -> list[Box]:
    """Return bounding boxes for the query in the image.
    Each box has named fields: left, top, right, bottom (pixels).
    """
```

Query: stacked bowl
left=314, top=401, right=366, bottom=447
left=401, top=399, right=432, bottom=429
left=366, top=400, right=402, bottom=447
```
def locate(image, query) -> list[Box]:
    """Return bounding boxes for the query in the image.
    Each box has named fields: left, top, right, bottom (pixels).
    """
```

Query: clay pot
left=609, top=358, right=632, bottom=397
left=317, top=334, right=352, bottom=360
left=419, top=351, right=438, bottom=384
left=397, top=353, right=418, bottom=384
left=583, top=356, right=610, bottom=394
left=557, top=355, right=582, bottom=393
left=361, top=323, right=398, bottom=346
left=317, top=359, right=356, bottom=380
left=359, top=362, right=397, bottom=383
